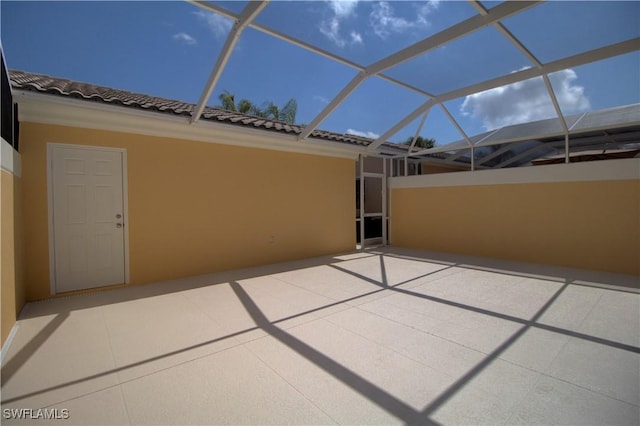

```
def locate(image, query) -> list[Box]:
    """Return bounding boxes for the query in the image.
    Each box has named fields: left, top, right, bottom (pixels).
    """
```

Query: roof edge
left=14, top=90, right=365, bottom=160
left=10, top=69, right=412, bottom=152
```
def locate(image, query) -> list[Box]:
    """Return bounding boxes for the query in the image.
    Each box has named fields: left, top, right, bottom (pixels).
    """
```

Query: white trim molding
left=390, top=158, right=640, bottom=189
left=1, top=137, right=21, bottom=177
left=14, top=91, right=363, bottom=160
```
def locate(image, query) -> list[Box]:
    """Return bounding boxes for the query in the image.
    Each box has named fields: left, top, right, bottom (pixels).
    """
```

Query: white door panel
left=51, top=145, right=126, bottom=292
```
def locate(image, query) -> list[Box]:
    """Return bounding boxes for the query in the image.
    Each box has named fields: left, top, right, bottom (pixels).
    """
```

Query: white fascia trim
left=13, top=91, right=364, bottom=160
left=1, top=137, right=21, bottom=177
left=390, top=158, right=640, bottom=189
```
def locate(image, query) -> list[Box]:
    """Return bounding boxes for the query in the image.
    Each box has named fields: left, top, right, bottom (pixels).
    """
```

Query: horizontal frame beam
left=385, top=38, right=640, bottom=156
left=303, top=0, right=540, bottom=143
left=187, top=1, right=435, bottom=100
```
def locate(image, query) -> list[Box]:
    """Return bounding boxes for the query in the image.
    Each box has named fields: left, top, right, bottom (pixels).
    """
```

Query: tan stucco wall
left=391, top=180, right=640, bottom=275
left=1, top=168, right=24, bottom=346
left=1, top=170, right=16, bottom=345
left=20, top=122, right=355, bottom=300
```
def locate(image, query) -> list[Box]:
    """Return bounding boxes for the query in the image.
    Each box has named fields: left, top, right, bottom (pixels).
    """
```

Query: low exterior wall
left=390, top=159, right=640, bottom=275
left=1, top=168, right=17, bottom=346
left=1, top=139, right=24, bottom=347
left=19, top=122, right=355, bottom=301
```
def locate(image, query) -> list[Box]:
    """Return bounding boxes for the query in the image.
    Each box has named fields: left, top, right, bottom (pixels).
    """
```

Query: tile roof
left=9, top=69, right=409, bottom=152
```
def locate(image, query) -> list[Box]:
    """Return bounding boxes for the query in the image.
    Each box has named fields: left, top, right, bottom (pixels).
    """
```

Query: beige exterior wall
left=20, top=122, right=355, bottom=301
left=391, top=177, right=640, bottom=275
left=1, top=160, right=24, bottom=347
left=1, top=169, right=17, bottom=346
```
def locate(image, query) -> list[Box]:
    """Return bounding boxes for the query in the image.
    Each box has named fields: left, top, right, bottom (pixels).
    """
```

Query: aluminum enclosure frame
left=187, top=1, right=640, bottom=168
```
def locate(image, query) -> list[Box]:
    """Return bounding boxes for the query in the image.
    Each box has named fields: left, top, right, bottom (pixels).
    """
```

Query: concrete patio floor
left=1, top=247, right=639, bottom=425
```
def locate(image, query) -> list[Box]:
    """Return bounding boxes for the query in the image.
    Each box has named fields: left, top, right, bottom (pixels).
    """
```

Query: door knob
left=116, top=223, right=123, bottom=228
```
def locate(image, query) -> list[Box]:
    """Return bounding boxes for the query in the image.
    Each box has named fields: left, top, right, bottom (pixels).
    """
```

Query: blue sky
left=1, top=1, right=639, bottom=146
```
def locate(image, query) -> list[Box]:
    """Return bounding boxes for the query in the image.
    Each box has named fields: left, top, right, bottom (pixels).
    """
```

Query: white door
left=51, top=145, right=126, bottom=292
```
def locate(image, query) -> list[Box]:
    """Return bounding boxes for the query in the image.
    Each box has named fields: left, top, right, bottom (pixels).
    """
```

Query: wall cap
left=390, top=158, right=640, bottom=188
left=1, top=138, right=21, bottom=177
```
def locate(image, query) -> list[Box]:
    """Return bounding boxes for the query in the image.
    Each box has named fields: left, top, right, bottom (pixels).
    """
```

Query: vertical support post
left=382, top=158, right=387, bottom=247
left=565, top=134, right=570, bottom=163
left=404, top=156, right=408, bottom=177
left=359, top=155, right=365, bottom=251
left=408, top=109, right=431, bottom=153
left=471, top=146, right=475, bottom=171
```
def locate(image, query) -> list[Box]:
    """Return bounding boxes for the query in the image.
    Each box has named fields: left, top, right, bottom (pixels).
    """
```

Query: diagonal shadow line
left=344, top=252, right=429, bottom=289
left=416, top=280, right=572, bottom=421
left=377, top=249, right=639, bottom=294
left=1, top=274, right=425, bottom=406
left=389, top=287, right=640, bottom=354
left=0, top=253, right=513, bottom=404
left=5, top=257, right=632, bottom=409
left=229, top=281, right=437, bottom=426
left=517, top=321, right=640, bottom=353
left=331, top=262, right=640, bottom=354
left=380, top=254, right=389, bottom=287
left=0, top=325, right=253, bottom=405
left=329, top=264, right=385, bottom=289
left=330, top=260, right=460, bottom=291
left=1, top=312, right=70, bottom=384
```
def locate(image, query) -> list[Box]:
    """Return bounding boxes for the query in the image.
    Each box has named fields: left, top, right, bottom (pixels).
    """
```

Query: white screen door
left=51, top=145, right=126, bottom=292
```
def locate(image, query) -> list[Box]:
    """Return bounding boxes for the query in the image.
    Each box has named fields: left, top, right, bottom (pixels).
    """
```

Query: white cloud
left=347, top=128, right=380, bottom=139
left=194, top=10, right=233, bottom=39
left=549, top=69, right=591, bottom=112
left=350, top=30, right=363, bottom=45
left=460, top=68, right=590, bottom=130
left=172, top=32, right=197, bottom=45
left=319, top=0, right=363, bottom=48
left=416, top=1, right=440, bottom=25
left=320, top=17, right=345, bottom=47
left=326, top=0, right=358, bottom=18
left=369, top=1, right=439, bottom=39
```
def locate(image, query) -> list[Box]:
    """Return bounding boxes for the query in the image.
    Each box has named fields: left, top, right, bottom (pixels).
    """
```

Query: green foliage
left=218, top=91, right=238, bottom=112
left=216, top=91, right=297, bottom=124
left=278, top=98, right=298, bottom=124
left=402, top=136, right=436, bottom=149
left=237, top=99, right=254, bottom=115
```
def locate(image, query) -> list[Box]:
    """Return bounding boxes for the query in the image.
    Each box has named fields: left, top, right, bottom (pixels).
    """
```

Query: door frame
left=357, top=154, right=388, bottom=249
left=47, top=143, right=130, bottom=295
